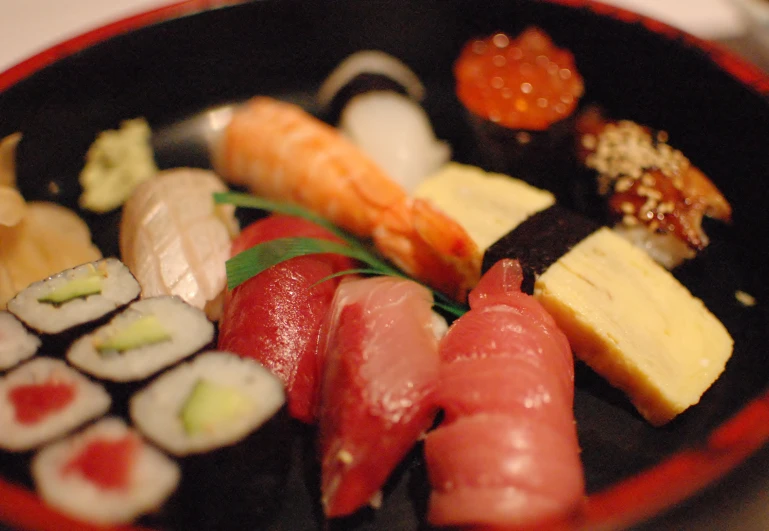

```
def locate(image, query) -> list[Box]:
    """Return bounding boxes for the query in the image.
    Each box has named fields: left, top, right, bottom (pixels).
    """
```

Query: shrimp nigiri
left=425, top=259, right=584, bottom=528
left=212, top=96, right=480, bottom=301
left=119, top=168, right=239, bottom=321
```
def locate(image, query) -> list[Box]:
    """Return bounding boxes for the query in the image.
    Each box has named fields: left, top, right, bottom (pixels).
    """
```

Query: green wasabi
left=180, top=379, right=253, bottom=435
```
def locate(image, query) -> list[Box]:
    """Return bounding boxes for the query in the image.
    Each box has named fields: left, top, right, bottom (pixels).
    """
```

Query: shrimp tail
left=373, top=198, right=481, bottom=301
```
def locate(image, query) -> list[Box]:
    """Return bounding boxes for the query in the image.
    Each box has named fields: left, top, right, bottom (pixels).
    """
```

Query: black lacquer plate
left=2, top=1, right=769, bottom=530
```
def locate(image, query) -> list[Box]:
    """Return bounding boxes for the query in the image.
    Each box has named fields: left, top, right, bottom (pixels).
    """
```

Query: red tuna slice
left=9, top=381, right=76, bottom=425
left=437, top=301, right=574, bottom=406
left=425, top=413, right=584, bottom=528
left=218, top=214, right=357, bottom=424
left=436, top=356, right=572, bottom=425
left=424, top=259, right=583, bottom=528
left=62, top=434, right=140, bottom=491
left=318, top=276, right=440, bottom=517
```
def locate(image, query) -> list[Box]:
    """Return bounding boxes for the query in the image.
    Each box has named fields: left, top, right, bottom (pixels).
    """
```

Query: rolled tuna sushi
left=0, top=311, right=41, bottom=372
left=31, top=417, right=179, bottom=526
left=7, top=258, right=140, bottom=335
left=130, top=351, right=290, bottom=530
left=0, top=358, right=110, bottom=452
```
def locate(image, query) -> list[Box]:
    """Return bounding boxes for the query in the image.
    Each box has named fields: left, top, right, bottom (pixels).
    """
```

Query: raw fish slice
left=425, top=259, right=584, bottom=528
left=436, top=357, right=571, bottom=425
left=217, top=215, right=356, bottom=423
left=426, top=414, right=583, bottom=528
left=119, top=168, right=238, bottom=321
left=318, top=276, right=439, bottom=517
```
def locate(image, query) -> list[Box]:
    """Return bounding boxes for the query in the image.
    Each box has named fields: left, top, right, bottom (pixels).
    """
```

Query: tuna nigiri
left=425, top=259, right=584, bottom=528
left=318, top=276, right=440, bottom=517
left=217, top=214, right=356, bottom=423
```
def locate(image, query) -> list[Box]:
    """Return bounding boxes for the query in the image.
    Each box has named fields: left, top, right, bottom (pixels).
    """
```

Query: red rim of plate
left=1, top=1, right=769, bottom=530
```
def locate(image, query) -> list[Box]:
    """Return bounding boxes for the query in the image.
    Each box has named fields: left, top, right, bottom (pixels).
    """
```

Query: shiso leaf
left=214, top=192, right=467, bottom=316
left=225, top=237, right=400, bottom=290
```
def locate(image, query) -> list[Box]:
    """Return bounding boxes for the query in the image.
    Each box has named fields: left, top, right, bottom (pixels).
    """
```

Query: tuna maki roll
left=0, top=311, right=41, bottom=372
left=7, top=258, right=140, bottom=335
left=0, top=358, right=110, bottom=452
left=31, top=417, right=179, bottom=526
left=130, top=351, right=290, bottom=529
left=67, top=296, right=214, bottom=383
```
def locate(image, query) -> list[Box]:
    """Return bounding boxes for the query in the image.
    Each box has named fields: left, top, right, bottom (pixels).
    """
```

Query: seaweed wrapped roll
left=31, top=417, right=179, bottom=525
left=0, top=311, right=40, bottom=372
left=7, top=258, right=140, bottom=335
left=130, top=351, right=290, bottom=529
left=67, top=296, right=214, bottom=383
left=0, top=358, right=110, bottom=452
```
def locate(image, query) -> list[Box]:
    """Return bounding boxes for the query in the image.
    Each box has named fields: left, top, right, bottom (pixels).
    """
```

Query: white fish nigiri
left=119, top=168, right=238, bottom=321
left=340, top=91, right=451, bottom=193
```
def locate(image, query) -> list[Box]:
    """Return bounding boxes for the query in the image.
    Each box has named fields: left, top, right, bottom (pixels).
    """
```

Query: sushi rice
left=130, top=351, right=285, bottom=456
left=0, top=358, right=111, bottom=452
left=67, top=296, right=214, bottom=382
left=7, top=258, right=141, bottom=335
left=31, top=417, right=180, bottom=525
left=0, top=310, right=41, bottom=371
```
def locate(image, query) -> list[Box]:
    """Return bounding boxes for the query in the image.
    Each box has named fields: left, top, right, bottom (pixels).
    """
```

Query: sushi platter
left=2, top=0, right=769, bottom=529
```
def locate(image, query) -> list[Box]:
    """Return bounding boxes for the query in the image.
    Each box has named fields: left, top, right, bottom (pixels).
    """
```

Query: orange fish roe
left=454, top=28, right=584, bottom=130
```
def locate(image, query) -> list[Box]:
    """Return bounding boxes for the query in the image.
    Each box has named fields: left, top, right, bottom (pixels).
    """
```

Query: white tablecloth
left=0, top=0, right=749, bottom=75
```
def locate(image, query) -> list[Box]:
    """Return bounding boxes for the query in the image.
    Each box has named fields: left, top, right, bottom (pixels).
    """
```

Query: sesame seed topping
left=582, top=134, right=597, bottom=150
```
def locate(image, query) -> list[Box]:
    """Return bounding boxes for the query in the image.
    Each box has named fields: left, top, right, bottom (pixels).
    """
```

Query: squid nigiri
left=119, top=168, right=239, bottom=321
left=212, top=96, right=480, bottom=301
left=425, top=259, right=584, bottom=528
left=317, top=276, right=440, bottom=517
left=217, top=214, right=356, bottom=423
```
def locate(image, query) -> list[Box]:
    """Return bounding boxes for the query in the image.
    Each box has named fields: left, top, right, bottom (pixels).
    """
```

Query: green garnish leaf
left=226, top=237, right=403, bottom=290
left=215, top=192, right=468, bottom=317
left=213, top=192, right=353, bottom=242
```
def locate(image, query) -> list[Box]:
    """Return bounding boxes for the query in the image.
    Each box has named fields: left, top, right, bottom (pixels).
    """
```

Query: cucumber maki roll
left=31, top=417, right=179, bottom=526
left=67, top=296, right=214, bottom=383
left=130, top=351, right=290, bottom=529
left=7, top=258, right=140, bottom=335
left=0, top=311, right=41, bottom=372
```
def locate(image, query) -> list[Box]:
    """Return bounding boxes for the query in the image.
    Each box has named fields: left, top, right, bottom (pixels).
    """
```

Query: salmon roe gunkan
left=454, top=27, right=584, bottom=131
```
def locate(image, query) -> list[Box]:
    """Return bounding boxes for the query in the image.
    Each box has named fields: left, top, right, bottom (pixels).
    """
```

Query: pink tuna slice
left=425, top=259, right=584, bottom=528
left=318, top=276, right=440, bottom=517
left=218, top=214, right=356, bottom=423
